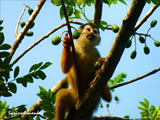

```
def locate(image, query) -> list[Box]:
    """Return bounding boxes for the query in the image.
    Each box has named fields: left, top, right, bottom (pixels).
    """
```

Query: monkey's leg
left=55, top=88, right=77, bottom=120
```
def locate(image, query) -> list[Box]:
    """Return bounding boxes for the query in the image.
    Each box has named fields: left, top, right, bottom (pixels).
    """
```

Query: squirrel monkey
left=56, top=23, right=111, bottom=120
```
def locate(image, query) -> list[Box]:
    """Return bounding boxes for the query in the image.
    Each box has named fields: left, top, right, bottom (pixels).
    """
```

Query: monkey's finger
left=63, top=39, right=71, bottom=48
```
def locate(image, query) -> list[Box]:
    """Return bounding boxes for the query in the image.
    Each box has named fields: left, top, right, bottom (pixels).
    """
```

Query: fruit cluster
left=125, top=19, right=160, bottom=59
left=20, top=8, right=35, bottom=36
left=51, top=30, right=80, bottom=45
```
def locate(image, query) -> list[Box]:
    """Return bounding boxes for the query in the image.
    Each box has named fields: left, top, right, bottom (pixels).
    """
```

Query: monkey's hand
left=61, top=33, right=72, bottom=73
left=63, top=33, right=71, bottom=51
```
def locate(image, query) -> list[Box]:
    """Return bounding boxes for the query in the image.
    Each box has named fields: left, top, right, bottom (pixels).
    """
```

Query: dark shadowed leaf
left=8, top=82, right=17, bottom=93
left=0, top=44, right=11, bottom=50
left=36, top=70, right=46, bottom=80
left=14, top=66, right=20, bottom=78
left=40, top=62, right=52, bottom=70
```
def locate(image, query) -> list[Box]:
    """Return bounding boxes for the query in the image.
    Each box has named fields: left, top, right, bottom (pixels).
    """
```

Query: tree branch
left=15, top=4, right=27, bottom=38
left=9, top=0, right=46, bottom=62
left=10, top=21, right=83, bottom=66
left=111, top=67, right=160, bottom=90
left=66, top=0, right=146, bottom=119
left=93, top=0, right=103, bottom=26
left=134, top=5, right=159, bottom=32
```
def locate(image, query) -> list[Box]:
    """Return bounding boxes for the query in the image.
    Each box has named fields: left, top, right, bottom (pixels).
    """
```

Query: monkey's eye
left=86, top=27, right=91, bottom=32
left=93, top=29, right=98, bottom=34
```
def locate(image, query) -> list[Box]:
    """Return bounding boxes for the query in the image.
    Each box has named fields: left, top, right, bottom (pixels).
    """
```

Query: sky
left=0, top=0, right=160, bottom=119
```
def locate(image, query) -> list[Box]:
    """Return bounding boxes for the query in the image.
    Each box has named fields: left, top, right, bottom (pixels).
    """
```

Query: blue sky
left=0, top=0, right=160, bottom=118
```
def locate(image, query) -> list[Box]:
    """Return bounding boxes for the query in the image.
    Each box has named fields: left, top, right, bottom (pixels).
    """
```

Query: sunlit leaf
left=51, top=0, right=61, bottom=6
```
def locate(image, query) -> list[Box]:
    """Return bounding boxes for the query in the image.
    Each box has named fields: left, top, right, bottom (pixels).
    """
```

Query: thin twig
left=10, top=21, right=82, bottom=66
left=110, top=67, right=160, bottom=90
left=60, top=0, right=81, bottom=97
left=15, top=5, right=27, bottom=37
left=9, top=0, right=46, bottom=62
left=134, top=5, right=159, bottom=32
left=60, top=0, right=75, bottom=52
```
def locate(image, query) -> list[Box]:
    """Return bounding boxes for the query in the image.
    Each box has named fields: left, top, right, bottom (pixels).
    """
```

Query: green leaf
left=151, top=108, right=158, bottom=119
left=21, top=78, right=27, bottom=87
left=66, top=5, right=73, bottom=16
left=36, top=70, right=46, bottom=80
left=14, top=66, right=20, bottom=78
left=25, top=75, right=34, bottom=83
left=39, top=86, right=47, bottom=94
left=31, top=72, right=39, bottom=79
left=40, top=62, right=52, bottom=70
left=150, top=104, right=156, bottom=114
left=60, top=5, right=73, bottom=19
left=77, top=0, right=83, bottom=6
left=144, top=98, right=149, bottom=108
left=74, top=9, right=81, bottom=19
left=60, top=6, right=64, bottom=19
left=51, top=0, right=61, bottom=6
left=0, top=26, right=4, bottom=31
left=0, top=20, right=3, bottom=25
left=146, top=0, right=151, bottom=3
left=138, top=106, right=148, bottom=111
left=140, top=111, right=149, bottom=118
left=139, top=101, right=149, bottom=109
left=8, top=83, right=17, bottom=93
left=119, top=0, right=127, bottom=5
left=41, top=104, right=54, bottom=111
left=43, top=111, right=55, bottom=119
left=0, top=52, right=10, bottom=58
left=113, top=0, right=117, bottom=4
left=16, top=77, right=27, bottom=87
left=2, top=91, right=12, bottom=97
left=0, top=44, right=11, bottom=50
left=15, top=105, right=27, bottom=112
left=16, top=77, right=23, bottom=83
left=64, top=0, right=76, bottom=6
left=100, top=20, right=108, bottom=26
left=0, top=32, right=4, bottom=45
left=152, top=0, right=160, bottom=5
left=29, top=62, right=43, bottom=72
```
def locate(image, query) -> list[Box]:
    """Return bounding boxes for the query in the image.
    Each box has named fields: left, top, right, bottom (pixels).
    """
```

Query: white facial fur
left=76, top=25, right=101, bottom=48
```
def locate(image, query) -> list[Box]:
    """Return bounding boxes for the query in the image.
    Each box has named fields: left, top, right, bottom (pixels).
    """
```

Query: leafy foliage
left=15, top=62, right=52, bottom=88
left=0, top=100, right=28, bottom=119
left=103, top=0, right=127, bottom=6
left=51, top=0, right=93, bottom=22
left=0, top=101, right=9, bottom=118
left=146, top=0, right=160, bottom=5
left=138, top=98, right=160, bottom=119
left=37, top=86, right=56, bottom=119
left=108, top=72, right=127, bottom=88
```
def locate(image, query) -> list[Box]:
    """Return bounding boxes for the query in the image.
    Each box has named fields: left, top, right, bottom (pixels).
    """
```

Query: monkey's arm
left=61, top=33, right=72, bottom=73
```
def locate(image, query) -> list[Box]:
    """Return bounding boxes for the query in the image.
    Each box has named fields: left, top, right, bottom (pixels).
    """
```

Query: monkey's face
left=77, top=25, right=101, bottom=47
